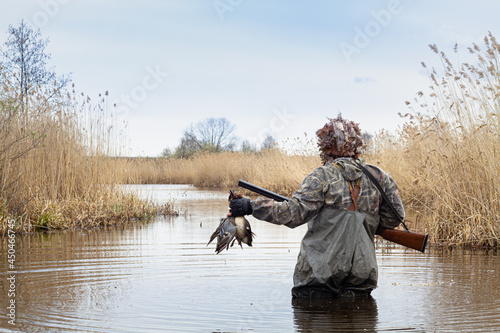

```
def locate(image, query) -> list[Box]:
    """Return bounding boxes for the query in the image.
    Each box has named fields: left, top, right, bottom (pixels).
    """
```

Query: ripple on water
left=1, top=185, right=499, bottom=332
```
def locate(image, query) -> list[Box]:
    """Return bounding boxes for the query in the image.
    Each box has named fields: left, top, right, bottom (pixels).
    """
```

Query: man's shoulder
left=364, top=163, right=396, bottom=187
left=309, top=163, right=342, bottom=180
left=365, top=163, right=383, bottom=172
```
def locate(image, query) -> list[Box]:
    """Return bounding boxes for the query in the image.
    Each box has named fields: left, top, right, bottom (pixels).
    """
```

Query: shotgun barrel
left=237, top=179, right=428, bottom=253
left=238, top=180, right=290, bottom=202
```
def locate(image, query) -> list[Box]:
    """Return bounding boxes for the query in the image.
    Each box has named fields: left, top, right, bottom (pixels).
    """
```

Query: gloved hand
left=229, top=198, right=253, bottom=217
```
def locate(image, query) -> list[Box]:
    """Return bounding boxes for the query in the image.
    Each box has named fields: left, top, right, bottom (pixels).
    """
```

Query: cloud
left=354, top=76, right=376, bottom=84
left=431, top=24, right=475, bottom=45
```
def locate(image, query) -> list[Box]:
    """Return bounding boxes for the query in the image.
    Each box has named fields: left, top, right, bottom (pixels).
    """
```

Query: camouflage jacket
left=251, top=158, right=404, bottom=229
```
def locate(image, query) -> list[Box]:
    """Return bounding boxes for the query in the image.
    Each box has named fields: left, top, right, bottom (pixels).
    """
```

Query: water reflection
left=423, top=249, right=500, bottom=332
left=0, top=222, right=154, bottom=333
left=292, top=297, right=378, bottom=332
left=0, top=185, right=499, bottom=332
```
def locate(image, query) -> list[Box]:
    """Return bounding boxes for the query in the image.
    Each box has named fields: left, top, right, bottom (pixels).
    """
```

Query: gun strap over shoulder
left=353, top=160, right=409, bottom=231
left=349, top=184, right=360, bottom=211
left=332, top=162, right=361, bottom=211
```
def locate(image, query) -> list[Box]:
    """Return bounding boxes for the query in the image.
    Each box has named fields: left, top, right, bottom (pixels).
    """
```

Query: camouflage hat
left=316, top=114, right=364, bottom=163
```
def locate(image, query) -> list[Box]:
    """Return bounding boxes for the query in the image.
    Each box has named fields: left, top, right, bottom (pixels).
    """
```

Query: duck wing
left=207, top=217, right=237, bottom=254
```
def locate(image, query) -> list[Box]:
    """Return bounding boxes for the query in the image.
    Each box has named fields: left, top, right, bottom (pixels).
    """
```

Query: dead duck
left=207, top=190, right=255, bottom=254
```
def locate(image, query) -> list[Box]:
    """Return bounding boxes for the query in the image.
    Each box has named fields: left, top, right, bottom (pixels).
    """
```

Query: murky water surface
left=1, top=184, right=500, bottom=332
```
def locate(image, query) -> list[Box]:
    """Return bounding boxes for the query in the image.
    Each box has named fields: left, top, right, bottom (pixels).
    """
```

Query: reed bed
left=123, top=149, right=321, bottom=196
left=122, top=35, right=500, bottom=248
left=4, top=34, right=499, bottom=248
left=0, top=84, right=172, bottom=234
left=368, top=34, right=500, bottom=248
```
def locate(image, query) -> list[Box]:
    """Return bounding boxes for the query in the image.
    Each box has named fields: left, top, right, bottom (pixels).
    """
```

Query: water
left=1, top=184, right=499, bottom=332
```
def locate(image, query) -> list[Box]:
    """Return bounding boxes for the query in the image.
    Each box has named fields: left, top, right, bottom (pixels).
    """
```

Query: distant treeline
left=159, top=117, right=278, bottom=159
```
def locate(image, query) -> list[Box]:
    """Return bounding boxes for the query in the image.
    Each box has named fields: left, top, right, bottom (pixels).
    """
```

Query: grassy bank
left=0, top=87, right=173, bottom=234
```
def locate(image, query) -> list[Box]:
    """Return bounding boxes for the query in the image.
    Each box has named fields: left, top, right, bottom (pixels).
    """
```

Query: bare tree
left=261, top=134, right=277, bottom=150
left=173, top=131, right=199, bottom=158
left=241, top=139, right=257, bottom=153
left=362, top=131, right=373, bottom=155
left=166, top=118, right=237, bottom=158
left=160, top=147, right=172, bottom=158
left=187, top=117, right=236, bottom=152
left=0, top=20, right=70, bottom=110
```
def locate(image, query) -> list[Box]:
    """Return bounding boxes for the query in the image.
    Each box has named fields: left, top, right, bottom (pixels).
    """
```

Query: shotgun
left=238, top=179, right=428, bottom=253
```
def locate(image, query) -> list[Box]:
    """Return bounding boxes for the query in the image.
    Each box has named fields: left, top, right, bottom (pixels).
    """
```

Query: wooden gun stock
left=376, top=226, right=428, bottom=253
left=238, top=179, right=429, bottom=253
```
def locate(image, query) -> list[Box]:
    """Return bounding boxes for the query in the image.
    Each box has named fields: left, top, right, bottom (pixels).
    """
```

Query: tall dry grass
left=0, top=82, right=170, bottom=234
left=123, top=149, right=321, bottom=196
left=368, top=34, right=500, bottom=247
left=122, top=35, right=500, bottom=248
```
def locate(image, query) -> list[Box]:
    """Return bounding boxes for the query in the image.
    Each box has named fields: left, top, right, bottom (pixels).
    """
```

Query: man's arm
left=366, top=164, right=405, bottom=229
left=251, top=169, right=327, bottom=229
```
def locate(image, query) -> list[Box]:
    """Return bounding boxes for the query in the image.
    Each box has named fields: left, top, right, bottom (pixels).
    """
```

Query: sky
left=1, top=0, right=499, bottom=156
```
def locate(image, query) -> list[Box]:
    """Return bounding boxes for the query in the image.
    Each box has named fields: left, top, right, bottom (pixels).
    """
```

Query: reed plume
left=368, top=33, right=500, bottom=247
left=0, top=79, right=170, bottom=234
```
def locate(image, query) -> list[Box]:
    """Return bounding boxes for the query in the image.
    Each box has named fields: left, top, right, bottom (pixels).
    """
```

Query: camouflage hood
left=330, top=157, right=365, bottom=182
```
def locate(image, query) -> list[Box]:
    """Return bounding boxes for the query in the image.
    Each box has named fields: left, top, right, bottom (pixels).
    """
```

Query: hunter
left=229, top=114, right=404, bottom=298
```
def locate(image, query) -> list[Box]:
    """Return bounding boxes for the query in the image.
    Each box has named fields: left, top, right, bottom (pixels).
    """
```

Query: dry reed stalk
left=368, top=33, right=500, bottom=248
left=121, top=149, right=321, bottom=197
left=0, top=83, right=171, bottom=234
